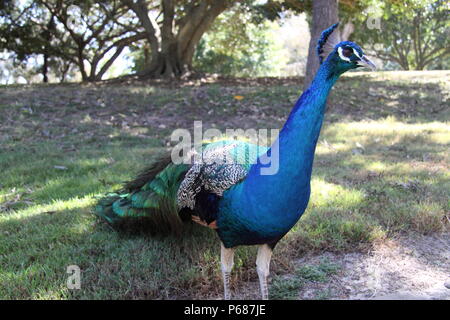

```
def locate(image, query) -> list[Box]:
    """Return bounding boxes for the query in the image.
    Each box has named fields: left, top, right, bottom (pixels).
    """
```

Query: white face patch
left=338, top=46, right=356, bottom=62
left=353, top=49, right=362, bottom=59
left=338, top=47, right=350, bottom=62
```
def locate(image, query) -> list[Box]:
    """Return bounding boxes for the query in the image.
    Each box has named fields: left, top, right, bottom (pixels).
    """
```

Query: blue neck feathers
left=239, top=59, right=341, bottom=224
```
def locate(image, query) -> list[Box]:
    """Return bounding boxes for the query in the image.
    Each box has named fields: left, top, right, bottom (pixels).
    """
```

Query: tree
left=304, top=0, right=339, bottom=89
left=0, top=0, right=64, bottom=82
left=121, top=0, right=237, bottom=78
left=351, top=0, right=450, bottom=70
left=38, top=0, right=145, bottom=81
left=256, top=0, right=361, bottom=87
left=193, top=3, right=287, bottom=77
left=1, top=0, right=146, bottom=82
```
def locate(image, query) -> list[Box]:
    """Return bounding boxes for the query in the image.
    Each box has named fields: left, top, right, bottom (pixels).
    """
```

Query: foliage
left=192, top=4, right=288, bottom=77
left=121, top=0, right=240, bottom=78
left=254, top=0, right=312, bottom=21
left=36, top=0, right=143, bottom=81
left=0, top=0, right=143, bottom=82
left=1, top=0, right=449, bottom=83
left=350, top=0, right=450, bottom=70
left=0, top=0, right=73, bottom=82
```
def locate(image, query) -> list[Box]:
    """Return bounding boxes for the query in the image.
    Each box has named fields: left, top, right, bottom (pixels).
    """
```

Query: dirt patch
left=296, top=233, right=450, bottom=300
left=212, top=233, right=450, bottom=300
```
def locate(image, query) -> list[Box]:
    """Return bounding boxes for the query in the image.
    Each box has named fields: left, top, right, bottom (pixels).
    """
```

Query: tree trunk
left=143, top=44, right=184, bottom=78
left=304, top=0, right=339, bottom=90
left=59, top=62, right=70, bottom=83
left=127, top=0, right=231, bottom=78
left=341, top=21, right=354, bottom=41
left=42, top=15, right=54, bottom=83
left=42, top=53, right=49, bottom=83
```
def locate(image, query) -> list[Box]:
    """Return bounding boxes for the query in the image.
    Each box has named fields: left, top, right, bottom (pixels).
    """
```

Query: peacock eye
left=342, top=48, right=353, bottom=58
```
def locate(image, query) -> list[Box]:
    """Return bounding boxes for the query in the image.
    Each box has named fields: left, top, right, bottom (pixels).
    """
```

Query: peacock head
left=317, top=23, right=376, bottom=75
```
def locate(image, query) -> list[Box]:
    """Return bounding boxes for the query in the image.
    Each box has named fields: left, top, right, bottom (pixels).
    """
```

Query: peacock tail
left=94, top=138, right=268, bottom=233
left=94, top=153, right=189, bottom=234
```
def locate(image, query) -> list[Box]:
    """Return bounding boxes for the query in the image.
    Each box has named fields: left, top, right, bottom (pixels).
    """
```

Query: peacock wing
left=176, top=139, right=267, bottom=210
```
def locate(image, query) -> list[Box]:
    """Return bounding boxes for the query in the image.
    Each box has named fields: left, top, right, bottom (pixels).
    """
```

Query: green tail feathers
left=94, top=154, right=190, bottom=234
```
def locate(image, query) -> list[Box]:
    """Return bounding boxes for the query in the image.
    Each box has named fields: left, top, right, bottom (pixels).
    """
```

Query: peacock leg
left=220, top=242, right=235, bottom=300
left=256, top=244, right=273, bottom=300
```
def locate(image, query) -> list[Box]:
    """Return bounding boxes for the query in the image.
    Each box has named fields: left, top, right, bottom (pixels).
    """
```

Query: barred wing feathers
left=94, top=139, right=268, bottom=234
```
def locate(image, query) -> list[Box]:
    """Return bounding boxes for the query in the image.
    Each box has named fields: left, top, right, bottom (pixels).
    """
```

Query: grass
left=0, top=71, right=449, bottom=299
left=270, top=257, right=340, bottom=300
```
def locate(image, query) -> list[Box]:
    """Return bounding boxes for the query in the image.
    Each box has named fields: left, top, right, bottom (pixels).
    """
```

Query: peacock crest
left=317, top=22, right=340, bottom=64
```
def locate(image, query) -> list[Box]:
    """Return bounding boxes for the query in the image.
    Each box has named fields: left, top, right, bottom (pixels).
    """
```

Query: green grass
left=270, top=257, right=341, bottom=300
left=0, top=71, right=449, bottom=299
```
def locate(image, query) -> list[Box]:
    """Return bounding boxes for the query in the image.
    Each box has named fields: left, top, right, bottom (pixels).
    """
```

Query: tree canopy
left=0, top=0, right=448, bottom=83
left=351, top=0, right=449, bottom=70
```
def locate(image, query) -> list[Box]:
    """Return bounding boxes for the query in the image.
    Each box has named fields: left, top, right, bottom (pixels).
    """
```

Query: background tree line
left=0, top=0, right=448, bottom=84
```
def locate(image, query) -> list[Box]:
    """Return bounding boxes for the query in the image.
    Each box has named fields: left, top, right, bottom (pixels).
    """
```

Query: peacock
left=94, top=23, right=376, bottom=300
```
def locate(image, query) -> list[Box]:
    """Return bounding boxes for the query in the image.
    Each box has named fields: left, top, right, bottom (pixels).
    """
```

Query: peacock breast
left=216, top=183, right=310, bottom=248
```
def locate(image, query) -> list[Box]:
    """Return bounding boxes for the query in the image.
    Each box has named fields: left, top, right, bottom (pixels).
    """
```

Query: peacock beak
left=357, top=55, right=376, bottom=70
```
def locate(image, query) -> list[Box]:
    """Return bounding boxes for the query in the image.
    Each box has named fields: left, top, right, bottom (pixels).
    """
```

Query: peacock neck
left=241, top=60, right=340, bottom=220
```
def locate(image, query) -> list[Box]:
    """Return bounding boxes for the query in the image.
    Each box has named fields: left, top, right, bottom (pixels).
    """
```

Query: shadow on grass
left=306, top=134, right=449, bottom=237
left=0, top=201, right=232, bottom=299
left=0, top=73, right=448, bottom=299
left=330, top=76, right=449, bottom=124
